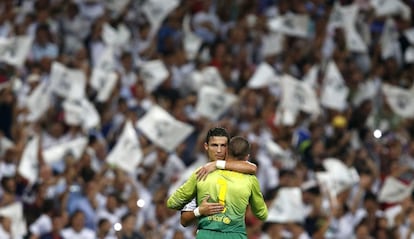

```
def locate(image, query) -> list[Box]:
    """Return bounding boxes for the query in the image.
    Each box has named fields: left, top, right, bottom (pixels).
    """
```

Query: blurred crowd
left=0, top=0, right=414, bottom=238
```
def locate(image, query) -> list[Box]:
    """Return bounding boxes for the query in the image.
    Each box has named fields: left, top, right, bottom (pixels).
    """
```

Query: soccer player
left=167, top=136, right=268, bottom=239
left=179, top=127, right=257, bottom=227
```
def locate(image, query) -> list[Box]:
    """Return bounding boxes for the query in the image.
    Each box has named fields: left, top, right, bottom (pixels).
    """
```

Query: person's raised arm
left=196, top=160, right=257, bottom=180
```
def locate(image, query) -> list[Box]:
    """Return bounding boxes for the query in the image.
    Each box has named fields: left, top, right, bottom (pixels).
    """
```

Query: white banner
left=378, top=177, right=414, bottom=203
left=102, top=23, right=131, bottom=49
left=18, top=136, right=39, bottom=185
left=247, top=62, right=279, bottom=89
left=42, top=137, right=88, bottom=164
left=49, top=62, right=86, bottom=99
left=195, top=85, right=238, bottom=121
left=106, top=121, right=142, bottom=174
left=139, top=59, right=169, bottom=93
left=62, top=98, right=100, bottom=130
left=382, top=83, right=414, bottom=118
left=268, top=14, right=310, bottom=38
left=0, top=202, right=27, bottom=239
left=0, top=35, right=33, bottom=67
left=183, top=15, right=202, bottom=60
left=267, top=187, right=305, bottom=223
left=371, top=0, right=411, bottom=20
left=280, top=74, right=320, bottom=116
left=317, top=158, right=359, bottom=196
left=136, top=105, right=194, bottom=152
left=90, top=69, right=118, bottom=102
left=26, top=81, right=51, bottom=122
left=141, top=0, right=180, bottom=33
left=320, top=61, right=349, bottom=111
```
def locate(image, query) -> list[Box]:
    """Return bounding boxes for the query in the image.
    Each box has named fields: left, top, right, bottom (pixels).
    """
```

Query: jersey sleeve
left=249, top=176, right=268, bottom=220
left=181, top=198, right=197, bottom=211
left=166, top=170, right=198, bottom=210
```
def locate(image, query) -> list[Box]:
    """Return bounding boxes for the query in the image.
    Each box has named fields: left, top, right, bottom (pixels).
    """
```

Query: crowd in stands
left=0, top=0, right=414, bottom=238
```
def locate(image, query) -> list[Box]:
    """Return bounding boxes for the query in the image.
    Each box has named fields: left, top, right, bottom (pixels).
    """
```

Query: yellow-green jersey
left=167, top=168, right=268, bottom=236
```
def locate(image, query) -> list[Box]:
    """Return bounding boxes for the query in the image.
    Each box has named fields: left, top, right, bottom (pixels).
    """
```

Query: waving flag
left=247, top=62, right=279, bottom=89
left=195, top=85, right=238, bottom=121
left=320, top=61, right=349, bottom=111
left=49, top=62, right=86, bottom=99
left=18, top=136, right=39, bottom=185
left=382, top=83, right=414, bottom=118
left=106, top=121, right=142, bottom=174
left=267, top=187, right=305, bottom=223
left=139, top=59, right=169, bottom=93
left=378, top=176, right=414, bottom=203
left=0, top=35, right=33, bottom=67
left=42, top=137, right=88, bottom=164
left=268, top=14, right=310, bottom=38
left=136, top=105, right=194, bottom=152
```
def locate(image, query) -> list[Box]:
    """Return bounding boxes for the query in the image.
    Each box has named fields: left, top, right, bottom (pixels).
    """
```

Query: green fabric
left=196, top=229, right=247, bottom=239
left=167, top=167, right=268, bottom=236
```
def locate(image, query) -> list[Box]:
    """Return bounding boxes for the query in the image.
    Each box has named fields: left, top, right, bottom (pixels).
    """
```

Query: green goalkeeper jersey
left=167, top=168, right=268, bottom=235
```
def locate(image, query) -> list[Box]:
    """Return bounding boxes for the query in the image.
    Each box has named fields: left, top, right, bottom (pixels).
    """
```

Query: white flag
left=136, top=105, right=194, bottom=152
left=195, top=86, right=238, bottom=121
left=380, top=18, right=400, bottom=60
left=18, top=136, right=39, bottom=185
left=265, top=140, right=285, bottom=157
left=49, top=62, right=86, bottom=99
left=95, top=47, right=117, bottom=72
left=404, top=28, right=414, bottom=45
left=280, top=74, right=320, bottom=116
left=378, top=177, right=414, bottom=203
left=268, top=14, right=310, bottom=38
left=90, top=69, right=118, bottom=102
left=0, top=202, right=27, bottom=239
left=382, top=83, right=414, bottom=118
left=320, top=61, right=349, bottom=111
left=319, top=158, right=360, bottom=195
left=247, top=62, right=279, bottom=89
left=352, top=79, right=379, bottom=106
left=267, top=187, right=305, bottom=223
left=328, top=3, right=367, bottom=53
left=102, top=23, right=131, bottom=49
left=141, top=0, right=180, bottom=33
left=104, top=0, right=130, bottom=17
left=261, top=32, right=284, bottom=58
left=42, top=137, right=88, bottom=164
left=183, top=15, right=203, bottom=60
left=302, top=65, right=320, bottom=88
left=139, top=59, right=169, bottom=93
left=371, top=0, right=411, bottom=20
left=26, top=81, right=51, bottom=122
left=62, top=98, right=100, bottom=130
left=186, top=66, right=226, bottom=93
left=106, top=121, right=142, bottom=174
left=404, top=46, right=414, bottom=64
left=0, top=35, right=33, bottom=67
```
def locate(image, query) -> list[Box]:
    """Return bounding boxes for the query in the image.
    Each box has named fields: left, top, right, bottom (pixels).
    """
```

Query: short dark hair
left=228, top=136, right=250, bottom=160
left=205, top=127, right=230, bottom=144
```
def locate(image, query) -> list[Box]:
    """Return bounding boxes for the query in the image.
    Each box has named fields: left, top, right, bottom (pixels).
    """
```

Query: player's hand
left=199, top=195, right=224, bottom=216
left=196, top=162, right=217, bottom=181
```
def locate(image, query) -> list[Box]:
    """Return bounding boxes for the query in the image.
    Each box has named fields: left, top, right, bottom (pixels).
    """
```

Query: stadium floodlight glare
left=114, top=222, right=122, bottom=231
left=373, top=129, right=382, bottom=139
left=137, top=199, right=145, bottom=208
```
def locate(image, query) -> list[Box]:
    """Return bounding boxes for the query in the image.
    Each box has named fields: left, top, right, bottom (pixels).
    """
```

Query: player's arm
left=167, top=171, right=198, bottom=210
left=180, top=195, right=224, bottom=227
left=196, top=160, right=257, bottom=180
left=249, top=176, right=268, bottom=220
